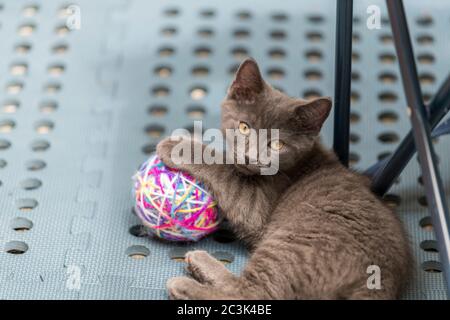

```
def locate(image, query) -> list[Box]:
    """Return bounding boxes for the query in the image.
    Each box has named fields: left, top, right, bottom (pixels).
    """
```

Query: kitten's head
left=221, top=58, right=332, bottom=175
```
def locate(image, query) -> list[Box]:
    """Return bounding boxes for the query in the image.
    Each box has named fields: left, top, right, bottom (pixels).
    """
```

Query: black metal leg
left=333, top=0, right=353, bottom=167
left=369, top=74, right=450, bottom=195
left=386, top=0, right=450, bottom=296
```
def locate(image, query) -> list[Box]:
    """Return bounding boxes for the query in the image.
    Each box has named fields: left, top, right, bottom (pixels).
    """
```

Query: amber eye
left=270, top=140, right=284, bottom=151
left=238, top=121, right=250, bottom=135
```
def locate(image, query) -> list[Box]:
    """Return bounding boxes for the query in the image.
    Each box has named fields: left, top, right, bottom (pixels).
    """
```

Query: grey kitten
left=156, top=58, right=412, bottom=299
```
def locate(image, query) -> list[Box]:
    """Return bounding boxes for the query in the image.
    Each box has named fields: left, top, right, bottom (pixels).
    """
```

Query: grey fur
left=157, top=58, right=412, bottom=300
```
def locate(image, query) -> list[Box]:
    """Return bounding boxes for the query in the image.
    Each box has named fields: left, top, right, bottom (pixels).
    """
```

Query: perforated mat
left=0, top=0, right=449, bottom=300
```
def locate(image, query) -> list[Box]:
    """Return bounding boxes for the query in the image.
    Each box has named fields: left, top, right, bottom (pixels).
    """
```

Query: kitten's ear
left=294, top=97, right=332, bottom=133
left=228, top=58, right=264, bottom=103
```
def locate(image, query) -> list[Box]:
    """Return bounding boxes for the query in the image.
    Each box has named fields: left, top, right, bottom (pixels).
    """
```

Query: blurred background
left=0, top=0, right=449, bottom=299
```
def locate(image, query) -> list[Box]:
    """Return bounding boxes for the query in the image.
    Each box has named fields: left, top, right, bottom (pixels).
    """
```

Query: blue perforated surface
left=0, top=0, right=449, bottom=299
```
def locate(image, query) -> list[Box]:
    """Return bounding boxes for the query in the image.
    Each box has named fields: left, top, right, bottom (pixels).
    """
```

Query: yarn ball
left=133, top=155, right=220, bottom=242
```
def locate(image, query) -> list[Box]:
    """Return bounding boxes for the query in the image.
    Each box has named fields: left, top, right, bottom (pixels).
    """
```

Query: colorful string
left=132, top=155, right=220, bottom=241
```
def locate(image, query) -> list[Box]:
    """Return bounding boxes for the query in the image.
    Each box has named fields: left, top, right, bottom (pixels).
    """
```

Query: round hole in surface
left=416, top=15, right=433, bottom=26
left=378, top=111, right=398, bottom=124
left=48, top=64, right=65, bottom=76
left=142, top=143, right=157, bottom=155
left=231, top=47, right=249, bottom=60
left=419, top=73, right=435, bottom=85
left=2, top=100, right=20, bottom=113
left=423, top=92, right=433, bottom=103
left=306, top=31, right=323, bottom=42
left=22, top=4, right=39, bottom=17
left=382, top=194, right=401, bottom=208
left=161, top=26, right=177, bottom=37
left=129, top=225, right=148, bottom=238
left=270, top=30, right=287, bottom=40
left=190, top=86, right=208, bottom=100
left=186, top=105, right=206, bottom=119
left=379, top=53, right=396, bottom=64
left=148, top=104, right=168, bottom=117
left=44, top=82, right=62, bottom=94
left=144, top=124, right=165, bottom=138
left=15, top=43, right=32, bottom=54
left=271, top=12, right=288, bottom=22
left=200, top=9, right=215, bottom=18
left=6, top=82, right=24, bottom=94
left=351, top=91, right=360, bottom=103
left=420, top=240, right=438, bottom=253
left=378, top=132, right=399, bottom=144
left=154, top=65, right=172, bottom=78
left=198, top=27, right=214, bottom=38
left=422, top=260, right=442, bottom=273
left=268, top=48, right=286, bottom=60
left=304, top=69, right=323, bottom=81
left=378, top=72, right=397, bottom=83
left=233, top=28, right=250, bottom=39
left=0, top=159, right=6, bottom=169
left=191, top=65, right=210, bottom=77
left=417, top=34, right=434, bottom=45
left=168, top=248, right=189, bottom=262
left=378, top=92, right=398, bottom=103
left=18, top=23, right=36, bottom=36
left=0, top=139, right=11, bottom=150
left=267, top=68, right=285, bottom=80
left=303, top=89, right=322, bottom=100
left=308, top=14, right=325, bottom=24
left=11, top=217, right=33, bottom=232
left=419, top=216, right=433, bottom=231
left=352, top=33, right=360, bottom=43
left=16, top=198, right=38, bottom=211
left=35, top=120, right=54, bottom=134
left=151, top=85, right=170, bottom=97
left=30, top=139, right=50, bottom=152
left=25, top=159, right=46, bottom=171
left=211, top=251, right=235, bottom=264
left=20, top=178, right=42, bottom=190
left=194, top=46, right=212, bottom=58
left=55, top=24, right=70, bottom=36
left=417, top=53, right=434, bottom=64
left=5, top=241, right=29, bottom=254
left=418, top=195, right=428, bottom=207
left=351, top=71, right=361, bottom=81
left=10, top=63, right=28, bottom=76
left=126, top=245, right=150, bottom=259
left=236, top=10, right=252, bottom=20
left=350, top=112, right=360, bottom=124
left=164, top=7, right=179, bottom=17
left=305, top=50, right=323, bottom=62
left=39, top=100, right=58, bottom=113
left=52, top=43, right=69, bottom=55
left=379, top=33, right=393, bottom=43
left=158, top=46, right=175, bottom=57
left=0, top=120, right=16, bottom=133
left=349, top=132, right=360, bottom=144
left=352, top=51, right=360, bottom=62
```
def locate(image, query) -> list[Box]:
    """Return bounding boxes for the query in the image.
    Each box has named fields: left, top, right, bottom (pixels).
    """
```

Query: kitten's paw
left=185, top=250, right=235, bottom=285
left=166, top=276, right=206, bottom=300
left=156, top=136, right=183, bottom=169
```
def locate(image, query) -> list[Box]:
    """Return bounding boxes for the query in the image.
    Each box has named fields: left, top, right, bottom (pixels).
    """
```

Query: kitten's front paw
left=156, top=136, right=184, bottom=169
left=167, top=276, right=205, bottom=300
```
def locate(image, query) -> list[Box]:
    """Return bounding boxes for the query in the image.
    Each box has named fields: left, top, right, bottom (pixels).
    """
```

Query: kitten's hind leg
left=185, top=250, right=237, bottom=285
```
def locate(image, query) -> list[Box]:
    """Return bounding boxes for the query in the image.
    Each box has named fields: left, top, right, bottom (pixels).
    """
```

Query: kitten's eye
left=270, top=140, right=284, bottom=151
left=238, top=121, right=250, bottom=135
